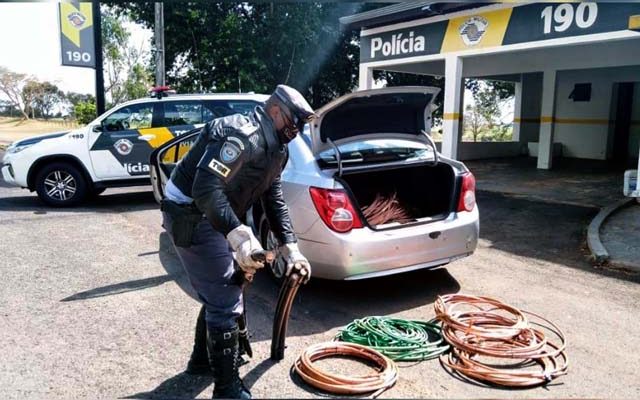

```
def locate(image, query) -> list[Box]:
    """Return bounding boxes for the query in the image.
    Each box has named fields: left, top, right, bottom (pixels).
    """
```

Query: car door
left=89, top=102, right=163, bottom=179
left=149, top=99, right=263, bottom=203
left=150, top=129, right=201, bottom=203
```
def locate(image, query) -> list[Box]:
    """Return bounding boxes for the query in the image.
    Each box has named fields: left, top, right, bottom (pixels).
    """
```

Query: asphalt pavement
left=1, top=168, right=639, bottom=398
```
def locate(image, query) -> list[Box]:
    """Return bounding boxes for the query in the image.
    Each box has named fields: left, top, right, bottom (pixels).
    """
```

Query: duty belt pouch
left=161, top=200, right=203, bottom=247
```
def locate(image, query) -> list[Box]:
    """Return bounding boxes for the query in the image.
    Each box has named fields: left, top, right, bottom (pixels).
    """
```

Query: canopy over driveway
left=343, top=3, right=640, bottom=171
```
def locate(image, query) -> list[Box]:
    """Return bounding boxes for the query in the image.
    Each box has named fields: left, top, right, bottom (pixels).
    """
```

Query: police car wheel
left=259, top=216, right=286, bottom=281
left=35, top=162, right=88, bottom=207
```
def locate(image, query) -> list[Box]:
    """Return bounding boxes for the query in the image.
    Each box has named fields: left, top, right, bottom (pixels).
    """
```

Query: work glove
left=227, top=225, right=265, bottom=274
left=279, top=243, right=311, bottom=284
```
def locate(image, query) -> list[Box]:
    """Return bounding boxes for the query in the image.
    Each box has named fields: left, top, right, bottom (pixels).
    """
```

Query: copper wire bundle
left=362, top=192, right=412, bottom=226
left=293, top=342, right=398, bottom=398
left=435, top=294, right=568, bottom=387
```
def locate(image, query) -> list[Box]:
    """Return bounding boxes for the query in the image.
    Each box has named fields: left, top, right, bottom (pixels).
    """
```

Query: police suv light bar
left=149, top=86, right=176, bottom=99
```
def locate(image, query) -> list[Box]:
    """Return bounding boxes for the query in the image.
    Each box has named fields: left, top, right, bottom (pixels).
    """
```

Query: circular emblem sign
left=114, top=138, right=133, bottom=156
left=67, top=12, right=87, bottom=28
left=459, top=16, right=489, bottom=47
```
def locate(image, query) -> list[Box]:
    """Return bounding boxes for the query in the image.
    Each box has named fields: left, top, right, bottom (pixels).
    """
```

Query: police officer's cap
left=273, top=84, right=315, bottom=131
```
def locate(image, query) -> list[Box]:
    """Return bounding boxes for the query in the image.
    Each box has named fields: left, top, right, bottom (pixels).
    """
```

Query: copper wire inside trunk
left=362, top=192, right=413, bottom=226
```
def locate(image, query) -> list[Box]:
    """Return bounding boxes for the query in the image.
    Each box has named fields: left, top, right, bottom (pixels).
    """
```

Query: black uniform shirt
left=170, top=106, right=296, bottom=244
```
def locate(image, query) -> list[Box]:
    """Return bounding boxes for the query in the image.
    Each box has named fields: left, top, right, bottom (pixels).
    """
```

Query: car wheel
left=259, top=215, right=286, bottom=281
left=35, top=162, right=88, bottom=207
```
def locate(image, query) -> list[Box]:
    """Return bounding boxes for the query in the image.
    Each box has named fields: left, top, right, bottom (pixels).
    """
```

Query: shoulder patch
left=220, top=141, right=242, bottom=163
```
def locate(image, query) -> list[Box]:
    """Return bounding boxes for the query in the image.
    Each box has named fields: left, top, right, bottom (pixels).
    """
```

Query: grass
left=0, top=117, right=80, bottom=145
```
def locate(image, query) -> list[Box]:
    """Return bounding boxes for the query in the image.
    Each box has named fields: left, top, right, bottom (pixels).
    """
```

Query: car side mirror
left=92, top=124, right=103, bottom=133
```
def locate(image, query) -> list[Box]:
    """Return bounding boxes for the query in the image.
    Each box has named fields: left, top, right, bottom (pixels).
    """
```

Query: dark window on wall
left=569, top=83, right=592, bottom=102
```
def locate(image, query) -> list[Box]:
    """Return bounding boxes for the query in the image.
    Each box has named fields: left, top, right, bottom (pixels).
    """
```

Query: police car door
left=89, top=102, right=164, bottom=179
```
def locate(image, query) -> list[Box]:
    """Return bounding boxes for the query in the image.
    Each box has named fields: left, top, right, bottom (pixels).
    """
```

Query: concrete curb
left=587, top=197, right=634, bottom=264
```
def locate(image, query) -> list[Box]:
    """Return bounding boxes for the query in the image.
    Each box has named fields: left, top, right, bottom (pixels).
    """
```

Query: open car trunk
left=338, top=162, right=457, bottom=229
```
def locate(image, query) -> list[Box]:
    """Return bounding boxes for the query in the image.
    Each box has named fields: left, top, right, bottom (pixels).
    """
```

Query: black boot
left=207, top=326, right=251, bottom=399
left=186, top=306, right=211, bottom=375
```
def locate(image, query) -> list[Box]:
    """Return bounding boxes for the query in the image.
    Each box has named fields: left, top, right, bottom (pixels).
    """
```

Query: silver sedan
left=151, top=87, right=479, bottom=280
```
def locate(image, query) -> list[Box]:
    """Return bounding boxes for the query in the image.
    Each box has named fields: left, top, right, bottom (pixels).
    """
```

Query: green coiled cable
left=335, top=316, right=449, bottom=361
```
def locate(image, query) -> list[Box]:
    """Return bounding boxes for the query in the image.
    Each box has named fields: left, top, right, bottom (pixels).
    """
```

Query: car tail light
left=457, top=172, right=476, bottom=212
left=309, top=187, right=363, bottom=233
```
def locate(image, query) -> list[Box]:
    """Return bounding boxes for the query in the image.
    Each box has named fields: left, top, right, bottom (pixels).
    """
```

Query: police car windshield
left=317, top=139, right=434, bottom=167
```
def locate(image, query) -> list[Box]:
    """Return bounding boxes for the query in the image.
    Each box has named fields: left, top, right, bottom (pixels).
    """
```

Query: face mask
left=276, top=110, right=299, bottom=144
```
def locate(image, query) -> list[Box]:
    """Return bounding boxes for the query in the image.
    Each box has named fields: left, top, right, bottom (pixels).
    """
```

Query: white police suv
left=1, top=87, right=268, bottom=206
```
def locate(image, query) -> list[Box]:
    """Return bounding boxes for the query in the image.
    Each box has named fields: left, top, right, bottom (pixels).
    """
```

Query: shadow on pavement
left=121, top=372, right=213, bottom=399
left=0, top=190, right=157, bottom=214
left=60, top=233, right=194, bottom=303
left=243, top=358, right=279, bottom=390
left=477, top=191, right=640, bottom=283
left=60, top=275, right=175, bottom=302
left=467, top=157, right=625, bottom=208
left=157, top=229, right=461, bottom=343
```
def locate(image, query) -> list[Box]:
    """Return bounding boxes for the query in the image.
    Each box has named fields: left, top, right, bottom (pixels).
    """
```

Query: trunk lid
left=310, top=86, right=440, bottom=156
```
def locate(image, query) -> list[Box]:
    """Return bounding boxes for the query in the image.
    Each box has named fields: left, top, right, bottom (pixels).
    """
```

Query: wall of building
left=434, top=141, right=526, bottom=160
left=554, top=66, right=640, bottom=160
left=368, top=39, right=640, bottom=162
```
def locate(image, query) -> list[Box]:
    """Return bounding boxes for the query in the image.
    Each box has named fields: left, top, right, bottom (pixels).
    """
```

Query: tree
left=101, top=6, right=152, bottom=106
left=0, top=66, right=31, bottom=119
left=464, top=103, right=485, bottom=142
left=463, top=80, right=515, bottom=142
left=74, top=101, right=97, bottom=124
left=66, top=92, right=95, bottom=106
left=466, top=79, right=515, bottom=101
left=23, top=81, right=64, bottom=119
left=61, top=92, right=95, bottom=119
left=0, top=99, right=19, bottom=117
left=107, top=2, right=379, bottom=108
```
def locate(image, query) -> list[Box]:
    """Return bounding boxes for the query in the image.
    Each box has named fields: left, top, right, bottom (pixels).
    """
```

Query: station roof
left=340, top=2, right=493, bottom=30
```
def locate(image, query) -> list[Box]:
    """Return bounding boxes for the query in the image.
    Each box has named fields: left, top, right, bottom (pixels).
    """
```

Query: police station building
left=341, top=2, right=640, bottom=170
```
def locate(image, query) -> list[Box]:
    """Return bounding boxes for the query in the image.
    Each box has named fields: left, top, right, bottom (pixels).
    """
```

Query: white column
left=441, top=56, right=463, bottom=160
left=537, top=70, right=557, bottom=170
left=512, top=77, right=522, bottom=142
left=358, top=65, right=373, bottom=90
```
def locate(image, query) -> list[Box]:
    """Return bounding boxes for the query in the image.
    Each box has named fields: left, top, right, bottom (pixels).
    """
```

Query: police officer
left=161, top=85, right=314, bottom=399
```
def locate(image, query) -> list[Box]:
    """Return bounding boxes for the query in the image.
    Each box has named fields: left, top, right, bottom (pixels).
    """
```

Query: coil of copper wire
left=435, top=294, right=568, bottom=388
left=293, top=342, right=398, bottom=398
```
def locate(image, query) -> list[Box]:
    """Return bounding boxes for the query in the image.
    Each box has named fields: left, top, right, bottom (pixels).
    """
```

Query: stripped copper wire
left=362, top=192, right=412, bottom=226
left=435, top=294, right=568, bottom=387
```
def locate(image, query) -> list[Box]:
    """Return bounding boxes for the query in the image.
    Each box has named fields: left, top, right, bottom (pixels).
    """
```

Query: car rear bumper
left=298, top=207, right=479, bottom=280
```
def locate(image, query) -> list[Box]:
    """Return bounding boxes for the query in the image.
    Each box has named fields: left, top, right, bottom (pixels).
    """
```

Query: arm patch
left=207, top=158, right=232, bottom=178
left=197, top=136, right=249, bottom=182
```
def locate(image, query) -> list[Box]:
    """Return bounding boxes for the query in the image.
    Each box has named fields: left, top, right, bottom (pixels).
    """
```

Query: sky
left=0, top=2, right=151, bottom=96
left=0, top=2, right=512, bottom=123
